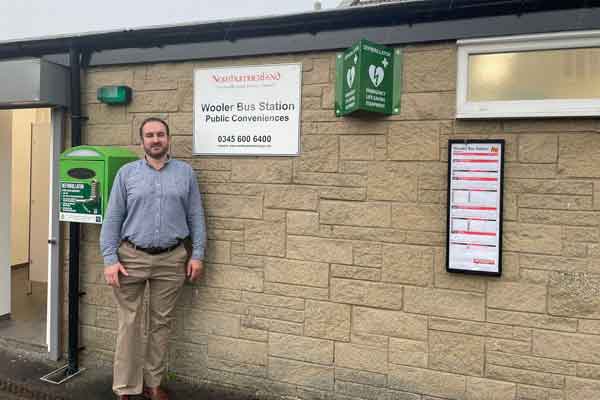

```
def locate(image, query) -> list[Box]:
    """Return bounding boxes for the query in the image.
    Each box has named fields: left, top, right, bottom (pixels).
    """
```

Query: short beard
left=144, top=145, right=168, bottom=160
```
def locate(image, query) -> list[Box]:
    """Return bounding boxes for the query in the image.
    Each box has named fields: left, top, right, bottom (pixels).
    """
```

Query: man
left=100, top=117, right=206, bottom=400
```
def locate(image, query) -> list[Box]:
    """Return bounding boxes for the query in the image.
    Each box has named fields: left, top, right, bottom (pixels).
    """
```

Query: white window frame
left=456, top=30, right=600, bottom=119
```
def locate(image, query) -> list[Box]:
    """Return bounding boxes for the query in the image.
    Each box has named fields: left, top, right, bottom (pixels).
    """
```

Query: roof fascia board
left=36, top=8, right=600, bottom=68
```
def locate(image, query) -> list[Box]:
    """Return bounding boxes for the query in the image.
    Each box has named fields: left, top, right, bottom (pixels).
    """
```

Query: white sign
left=193, top=63, right=302, bottom=156
left=447, top=141, right=504, bottom=275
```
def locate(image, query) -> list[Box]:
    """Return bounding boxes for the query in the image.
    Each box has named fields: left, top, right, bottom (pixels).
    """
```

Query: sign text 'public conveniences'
left=446, top=140, right=505, bottom=276
left=193, top=64, right=302, bottom=156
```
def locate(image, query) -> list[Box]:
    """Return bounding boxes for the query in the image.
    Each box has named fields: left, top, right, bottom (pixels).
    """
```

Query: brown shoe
left=117, top=396, right=132, bottom=400
left=143, top=386, right=169, bottom=400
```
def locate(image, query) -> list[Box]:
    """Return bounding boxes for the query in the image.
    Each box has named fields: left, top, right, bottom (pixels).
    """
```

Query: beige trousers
left=112, top=241, right=187, bottom=395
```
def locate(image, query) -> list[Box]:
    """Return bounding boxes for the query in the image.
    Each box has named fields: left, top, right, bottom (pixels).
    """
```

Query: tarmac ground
left=0, top=347, right=260, bottom=400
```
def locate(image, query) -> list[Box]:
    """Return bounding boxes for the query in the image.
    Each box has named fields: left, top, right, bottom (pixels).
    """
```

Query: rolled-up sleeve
left=100, top=170, right=127, bottom=266
left=187, top=168, right=206, bottom=261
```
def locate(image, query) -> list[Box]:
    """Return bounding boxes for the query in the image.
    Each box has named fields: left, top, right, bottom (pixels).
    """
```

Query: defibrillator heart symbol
left=346, top=66, right=355, bottom=89
left=368, top=65, right=384, bottom=87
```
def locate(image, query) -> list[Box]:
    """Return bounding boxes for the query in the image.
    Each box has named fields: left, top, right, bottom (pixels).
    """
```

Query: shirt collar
left=144, top=154, right=171, bottom=170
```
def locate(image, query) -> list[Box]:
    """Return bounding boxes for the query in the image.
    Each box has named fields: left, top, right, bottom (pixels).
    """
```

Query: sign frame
left=446, top=139, right=505, bottom=276
left=192, top=63, right=302, bottom=157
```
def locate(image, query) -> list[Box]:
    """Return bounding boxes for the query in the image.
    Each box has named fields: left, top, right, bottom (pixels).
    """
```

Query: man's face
left=141, top=121, right=170, bottom=159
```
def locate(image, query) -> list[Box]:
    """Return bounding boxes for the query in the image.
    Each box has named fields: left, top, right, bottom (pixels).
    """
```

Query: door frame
left=47, top=108, right=63, bottom=360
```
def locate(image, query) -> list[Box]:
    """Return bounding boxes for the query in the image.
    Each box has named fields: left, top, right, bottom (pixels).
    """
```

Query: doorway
left=0, top=108, right=62, bottom=359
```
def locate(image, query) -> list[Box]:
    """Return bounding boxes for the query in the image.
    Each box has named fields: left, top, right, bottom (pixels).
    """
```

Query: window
left=456, top=30, right=600, bottom=118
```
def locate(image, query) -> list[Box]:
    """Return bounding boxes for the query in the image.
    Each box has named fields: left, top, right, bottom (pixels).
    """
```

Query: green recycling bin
left=59, top=146, right=138, bottom=224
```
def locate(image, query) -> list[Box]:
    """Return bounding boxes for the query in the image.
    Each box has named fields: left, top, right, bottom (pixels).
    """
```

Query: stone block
left=389, top=122, right=440, bottom=160
left=505, top=223, right=562, bottom=255
left=317, top=120, right=388, bottom=135
left=487, top=281, right=547, bottom=313
left=331, top=264, right=381, bottom=281
left=269, top=357, right=334, bottom=391
left=466, top=377, right=516, bottom=400
left=486, top=337, right=531, bottom=355
left=331, top=278, right=403, bottom=310
left=404, top=48, right=456, bottom=92
left=334, top=342, right=387, bottom=374
left=429, top=331, right=484, bottom=376
left=398, top=92, right=455, bottom=120
left=339, top=135, right=375, bottom=160
left=244, top=220, right=285, bottom=257
left=242, top=315, right=303, bottom=336
left=287, top=211, right=321, bottom=235
left=577, top=363, right=600, bottom=380
left=559, top=133, right=600, bottom=177
left=389, top=338, right=428, bottom=368
left=334, top=367, right=387, bottom=387
left=248, top=305, right=304, bottom=323
left=85, top=69, right=134, bottom=91
left=579, top=319, right=600, bottom=335
left=566, top=377, right=600, bottom=400
left=486, top=364, right=564, bottom=389
left=127, top=90, right=178, bottom=112
left=517, top=385, right=564, bottom=400
left=204, top=194, right=262, bottom=219
left=335, top=381, right=421, bottom=400
left=204, top=264, right=263, bottom=292
left=265, top=282, right=329, bottom=301
left=305, top=300, right=351, bottom=341
left=391, top=204, right=445, bottom=232
left=269, top=332, right=333, bottom=364
left=388, top=365, right=466, bottom=400
left=382, top=244, right=434, bottom=286
left=367, top=162, right=418, bottom=202
left=241, top=292, right=304, bottom=310
left=84, top=124, right=131, bottom=146
left=549, top=271, right=600, bottom=318
left=296, top=135, right=338, bottom=172
left=487, top=309, right=577, bottom=332
left=264, top=257, right=329, bottom=288
left=519, top=194, right=592, bottom=210
left=287, top=235, right=353, bottom=264
left=208, top=336, right=268, bottom=366
left=264, top=185, right=319, bottom=210
left=533, top=330, right=600, bottom=364
left=352, top=306, right=427, bottom=340
left=404, top=287, right=485, bottom=321
left=487, top=351, right=576, bottom=375
left=303, top=58, right=331, bottom=85
left=320, top=200, right=391, bottom=228
left=207, top=357, right=267, bottom=378
left=184, top=310, right=240, bottom=337
left=518, top=134, right=558, bottom=163
left=231, top=159, right=292, bottom=183
left=294, top=172, right=365, bottom=187
left=332, top=225, right=406, bottom=244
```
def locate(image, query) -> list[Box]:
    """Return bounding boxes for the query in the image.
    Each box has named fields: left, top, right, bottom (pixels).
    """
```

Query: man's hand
left=104, top=263, right=129, bottom=288
left=187, top=259, right=204, bottom=282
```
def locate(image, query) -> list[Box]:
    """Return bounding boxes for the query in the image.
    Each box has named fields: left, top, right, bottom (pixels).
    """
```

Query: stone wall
left=73, top=42, right=600, bottom=399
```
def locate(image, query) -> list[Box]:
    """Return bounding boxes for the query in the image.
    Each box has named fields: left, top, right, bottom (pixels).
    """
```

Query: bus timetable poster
left=446, top=140, right=505, bottom=276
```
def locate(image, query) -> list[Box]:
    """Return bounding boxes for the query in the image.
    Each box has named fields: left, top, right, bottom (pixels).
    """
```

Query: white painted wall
left=0, top=110, right=12, bottom=317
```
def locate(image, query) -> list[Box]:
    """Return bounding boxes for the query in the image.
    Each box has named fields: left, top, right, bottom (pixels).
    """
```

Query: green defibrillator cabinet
left=59, top=146, right=138, bottom=224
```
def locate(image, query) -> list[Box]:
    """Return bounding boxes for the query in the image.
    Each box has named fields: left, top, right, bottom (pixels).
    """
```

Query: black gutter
left=67, top=46, right=82, bottom=376
left=1, top=0, right=599, bottom=59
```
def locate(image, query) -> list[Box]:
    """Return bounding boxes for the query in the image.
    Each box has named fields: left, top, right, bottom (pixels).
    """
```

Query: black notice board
left=446, top=139, right=505, bottom=276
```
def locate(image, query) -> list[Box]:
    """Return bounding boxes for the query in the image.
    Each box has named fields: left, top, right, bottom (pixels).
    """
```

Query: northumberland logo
left=212, top=71, right=281, bottom=83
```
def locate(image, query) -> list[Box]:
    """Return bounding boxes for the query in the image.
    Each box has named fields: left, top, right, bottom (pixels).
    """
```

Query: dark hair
left=139, top=117, right=170, bottom=139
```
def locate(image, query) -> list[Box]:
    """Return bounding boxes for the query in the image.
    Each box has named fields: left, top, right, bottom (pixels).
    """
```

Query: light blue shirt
left=100, top=158, right=206, bottom=266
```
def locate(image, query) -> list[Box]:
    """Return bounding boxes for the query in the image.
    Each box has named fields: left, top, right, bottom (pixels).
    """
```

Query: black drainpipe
left=67, top=45, right=82, bottom=375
